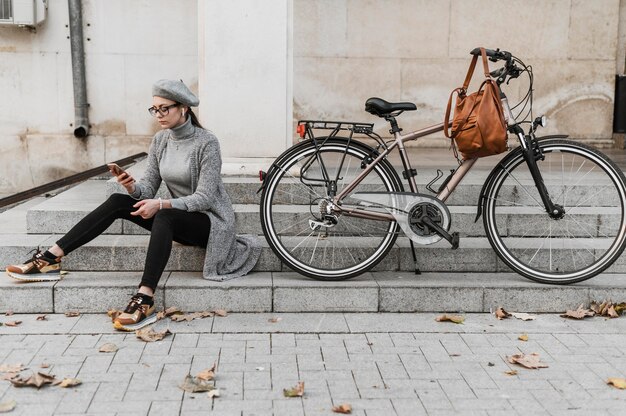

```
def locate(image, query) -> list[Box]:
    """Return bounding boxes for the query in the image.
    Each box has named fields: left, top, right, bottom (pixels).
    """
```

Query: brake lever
left=490, top=67, right=506, bottom=78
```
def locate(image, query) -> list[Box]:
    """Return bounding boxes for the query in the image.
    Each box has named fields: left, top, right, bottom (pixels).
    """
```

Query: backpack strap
left=443, top=87, right=462, bottom=138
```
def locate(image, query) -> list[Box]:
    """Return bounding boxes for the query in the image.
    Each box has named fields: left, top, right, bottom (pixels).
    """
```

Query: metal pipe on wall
left=68, top=0, right=89, bottom=138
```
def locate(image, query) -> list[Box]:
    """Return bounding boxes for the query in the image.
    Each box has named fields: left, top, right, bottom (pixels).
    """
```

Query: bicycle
left=258, top=47, right=626, bottom=285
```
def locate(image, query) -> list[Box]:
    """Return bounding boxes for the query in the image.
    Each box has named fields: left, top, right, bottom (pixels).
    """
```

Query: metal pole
left=68, top=0, right=89, bottom=138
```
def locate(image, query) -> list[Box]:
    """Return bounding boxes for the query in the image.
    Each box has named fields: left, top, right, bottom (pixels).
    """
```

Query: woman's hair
left=187, top=107, right=203, bottom=129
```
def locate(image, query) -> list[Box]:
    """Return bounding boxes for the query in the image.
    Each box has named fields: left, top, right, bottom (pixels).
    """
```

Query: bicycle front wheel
left=260, top=138, right=403, bottom=280
left=483, top=138, right=626, bottom=284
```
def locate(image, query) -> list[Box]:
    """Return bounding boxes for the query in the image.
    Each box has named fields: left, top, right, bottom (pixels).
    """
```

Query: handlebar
left=469, top=47, right=512, bottom=62
left=469, top=47, right=523, bottom=85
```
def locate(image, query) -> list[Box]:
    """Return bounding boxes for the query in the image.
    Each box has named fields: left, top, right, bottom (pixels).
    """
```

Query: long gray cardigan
left=132, top=125, right=261, bottom=281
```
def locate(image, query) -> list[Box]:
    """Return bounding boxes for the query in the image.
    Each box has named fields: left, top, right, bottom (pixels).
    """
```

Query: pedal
left=420, top=217, right=460, bottom=250
left=450, top=232, right=460, bottom=250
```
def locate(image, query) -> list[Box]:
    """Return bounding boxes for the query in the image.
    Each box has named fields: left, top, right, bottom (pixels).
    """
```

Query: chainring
left=351, top=192, right=451, bottom=245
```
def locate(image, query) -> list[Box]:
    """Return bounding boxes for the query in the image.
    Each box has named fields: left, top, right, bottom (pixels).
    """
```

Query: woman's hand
left=131, top=199, right=161, bottom=219
left=117, top=172, right=136, bottom=194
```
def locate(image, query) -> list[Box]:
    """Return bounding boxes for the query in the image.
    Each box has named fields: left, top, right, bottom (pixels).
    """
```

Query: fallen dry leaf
left=268, top=317, right=282, bottom=323
left=508, top=353, right=548, bottom=369
left=614, top=302, right=626, bottom=315
left=179, top=374, right=215, bottom=393
left=505, top=370, right=518, bottom=376
left=196, top=363, right=216, bottom=381
left=207, top=389, right=220, bottom=398
left=590, top=300, right=624, bottom=318
left=64, top=311, right=80, bottom=317
left=40, top=363, right=49, bottom=369
left=107, top=309, right=122, bottom=322
left=0, top=399, right=17, bottom=413
left=4, top=311, right=13, bottom=316
left=4, top=321, right=22, bottom=327
left=10, top=372, right=57, bottom=389
left=36, top=315, right=48, bottom=321
left=607, top=378, right=626, bottom=389
left=99, top=343, right=119, bottom=353
left=156, top=306, right=183, bottom=320
left=283, top=381, right=305, bottom=397
left=213, top=309, right=228, bottom=317
left=135, top=327, right=172, bottom=342
left=591, top=300, right=607, bottom=314
left=607, top=305, right=620, bottom=318
left=518, top=334, right=529, bottom=342
left=56, top=378, right=81, bottom=388
left=332, top=403, right=352, bottom=414
left=495, top=307, right=511, bottom=320
left=0, top=364, right=25, bottom=373
left=170, top=314, right=196, bottom=323
left=560, top=304, right=595, bottom=320
left=510, top=312, right=536, bottom=321
left=171, top=311, right=213, bottom=322
left=435, top=314, right=465, bottom=324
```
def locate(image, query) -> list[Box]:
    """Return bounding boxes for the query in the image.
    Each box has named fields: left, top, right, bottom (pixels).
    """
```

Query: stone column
left=198, top=0, right=293, bottom=175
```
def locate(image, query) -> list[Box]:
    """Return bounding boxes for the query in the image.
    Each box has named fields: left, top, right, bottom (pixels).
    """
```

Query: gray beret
left=152, top=79, right=199, bottom=107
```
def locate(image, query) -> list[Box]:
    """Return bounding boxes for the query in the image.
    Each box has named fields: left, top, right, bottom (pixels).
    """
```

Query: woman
left=5, top=79, right=261, bottom=331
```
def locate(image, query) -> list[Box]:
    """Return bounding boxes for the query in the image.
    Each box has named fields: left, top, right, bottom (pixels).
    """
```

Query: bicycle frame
left=331, top=121, right=477, bottom=222
left=330, top=94, right=555, bottom=223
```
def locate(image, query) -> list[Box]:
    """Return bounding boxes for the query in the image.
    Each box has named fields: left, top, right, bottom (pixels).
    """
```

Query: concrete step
left=28, top=198, right=621, bottom=238
left=26, top=179, right=621, bottom=238
left=2, top=269, right=625, bottom=314
left=1, top=233, right=624, bottom=274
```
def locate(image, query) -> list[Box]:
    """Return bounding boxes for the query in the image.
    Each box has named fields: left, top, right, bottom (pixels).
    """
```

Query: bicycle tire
left=483, top=138, right=626, bottom=284
left=260, top=138, right=403, bottom=280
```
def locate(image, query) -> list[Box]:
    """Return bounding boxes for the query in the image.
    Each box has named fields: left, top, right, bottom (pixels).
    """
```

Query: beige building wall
left=0, top=0, right=623, bottom=194
left=294, top=0, right=621, bottom=147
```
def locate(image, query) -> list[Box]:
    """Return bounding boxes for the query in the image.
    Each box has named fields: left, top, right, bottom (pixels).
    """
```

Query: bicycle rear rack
left=298, top=120, right=374, bottom=135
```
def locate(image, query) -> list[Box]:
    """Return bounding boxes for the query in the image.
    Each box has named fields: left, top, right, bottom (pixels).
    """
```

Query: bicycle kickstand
left=409, top=240, right=421, bottom=275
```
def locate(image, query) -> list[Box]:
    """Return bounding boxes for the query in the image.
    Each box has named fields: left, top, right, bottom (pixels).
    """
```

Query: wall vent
left=0, top=0, right=47, bottom=26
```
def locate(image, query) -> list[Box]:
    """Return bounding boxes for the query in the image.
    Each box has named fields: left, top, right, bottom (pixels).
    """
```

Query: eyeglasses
left=148, top=103, right=179, bottom=117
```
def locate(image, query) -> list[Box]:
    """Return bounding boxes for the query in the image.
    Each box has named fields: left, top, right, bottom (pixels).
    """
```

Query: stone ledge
left=1, top=271, right=625, bottom=314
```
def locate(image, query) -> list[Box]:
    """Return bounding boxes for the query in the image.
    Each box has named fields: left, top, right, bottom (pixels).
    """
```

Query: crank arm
left=420, top=216, right=459, bottom=249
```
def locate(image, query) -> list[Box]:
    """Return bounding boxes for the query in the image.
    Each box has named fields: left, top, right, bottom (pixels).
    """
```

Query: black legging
left=56, top=193, right=210, bottom=290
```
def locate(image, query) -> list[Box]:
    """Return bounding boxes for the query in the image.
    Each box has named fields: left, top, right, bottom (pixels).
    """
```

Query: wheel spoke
left=261, top=141, right=400, bottom=279
left=484, top=141, right=626, bottom=283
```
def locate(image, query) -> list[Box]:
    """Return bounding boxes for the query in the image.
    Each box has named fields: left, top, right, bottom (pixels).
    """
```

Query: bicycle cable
left=508, top=56, right=534, bottom=124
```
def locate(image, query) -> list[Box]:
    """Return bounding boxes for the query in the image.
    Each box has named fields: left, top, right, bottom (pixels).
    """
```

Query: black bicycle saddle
left=365, top=97, right=417, bottom=117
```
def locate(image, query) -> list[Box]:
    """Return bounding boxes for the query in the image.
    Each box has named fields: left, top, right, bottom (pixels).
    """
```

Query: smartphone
left=107, top=163, right=125, bottom=176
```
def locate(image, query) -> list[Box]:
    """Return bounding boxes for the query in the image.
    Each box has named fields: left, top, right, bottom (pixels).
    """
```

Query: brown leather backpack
left=444, top=47, right=508, bottom=159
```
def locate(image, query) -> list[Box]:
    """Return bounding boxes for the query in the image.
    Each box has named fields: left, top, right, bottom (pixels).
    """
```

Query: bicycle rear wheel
left=483, top=139, right=626, bottom=284
left=260, top=138, right=403, bottom=280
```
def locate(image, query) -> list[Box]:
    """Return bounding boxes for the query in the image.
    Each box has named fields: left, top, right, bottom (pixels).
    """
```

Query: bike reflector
left=297, top=124, right=306, bottom=138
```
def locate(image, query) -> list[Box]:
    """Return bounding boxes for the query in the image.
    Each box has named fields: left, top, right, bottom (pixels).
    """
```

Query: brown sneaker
left=113, top=294, right=156, bottom=331
left=5, top=249, right=62, bottom=282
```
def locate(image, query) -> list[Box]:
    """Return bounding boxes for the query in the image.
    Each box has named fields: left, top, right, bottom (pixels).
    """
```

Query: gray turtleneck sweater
left=158, top=118, right=195, bottom=211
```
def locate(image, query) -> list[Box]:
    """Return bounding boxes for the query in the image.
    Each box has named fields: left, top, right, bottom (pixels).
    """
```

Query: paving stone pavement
left=1, top=313, right=626, bottom=416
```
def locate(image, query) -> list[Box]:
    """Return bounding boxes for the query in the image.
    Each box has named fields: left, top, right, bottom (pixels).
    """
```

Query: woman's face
left=150, top=96, right=187, bottom=129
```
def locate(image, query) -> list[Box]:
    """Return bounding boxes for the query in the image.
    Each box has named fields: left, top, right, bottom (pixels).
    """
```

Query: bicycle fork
left=515, top=129, right=565, bottom=219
